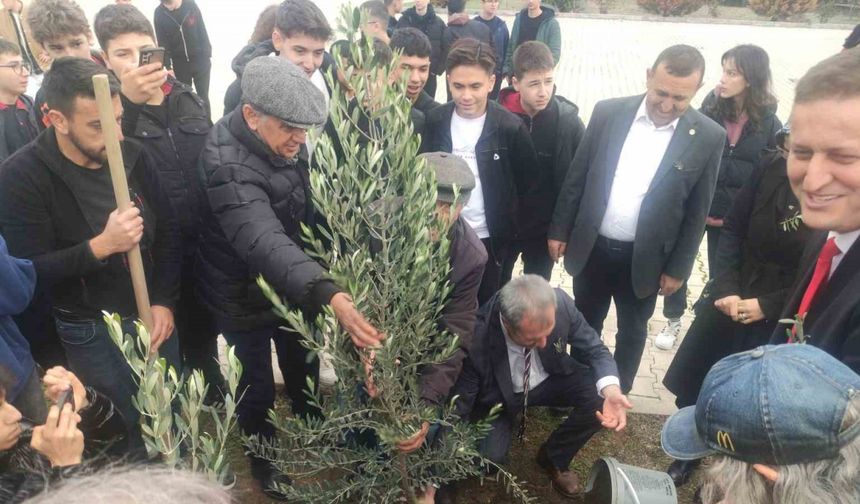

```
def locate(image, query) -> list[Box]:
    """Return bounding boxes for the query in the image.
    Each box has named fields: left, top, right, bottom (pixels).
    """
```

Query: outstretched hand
left=331, top=293, right=384, bottom=348
left=596, top=385, right=632, bottom=432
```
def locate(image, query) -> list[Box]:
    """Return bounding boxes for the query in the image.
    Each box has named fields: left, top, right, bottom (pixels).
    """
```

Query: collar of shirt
left=829, top=229, right=860, bottom=255
left=633, top=97, right=680, bottom=132
left=0, top=98, right=27, bottom=111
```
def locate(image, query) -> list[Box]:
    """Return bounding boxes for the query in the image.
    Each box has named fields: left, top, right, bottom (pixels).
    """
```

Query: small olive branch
left=780, top=314, right=807, bottom=344
left=105, top=312, right=243, bottom=485
left=780, top=211, right=803, bottom=232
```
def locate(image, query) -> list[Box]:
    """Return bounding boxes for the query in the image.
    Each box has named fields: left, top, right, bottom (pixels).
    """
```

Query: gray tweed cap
left=420, top=152, right=475, bottom=204
left=241, top=56, right=327, bottom=129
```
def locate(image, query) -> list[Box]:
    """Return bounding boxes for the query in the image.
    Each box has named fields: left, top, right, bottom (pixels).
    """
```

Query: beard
left=68, top=129, right=107, bottom=167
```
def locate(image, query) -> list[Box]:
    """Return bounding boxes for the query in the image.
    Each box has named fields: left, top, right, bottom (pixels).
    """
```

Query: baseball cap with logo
left=661, top=344, right=860, bottom=466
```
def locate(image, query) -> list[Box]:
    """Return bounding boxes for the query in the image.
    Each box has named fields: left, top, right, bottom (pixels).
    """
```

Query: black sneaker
left=250, top=457, right=293, bottom=501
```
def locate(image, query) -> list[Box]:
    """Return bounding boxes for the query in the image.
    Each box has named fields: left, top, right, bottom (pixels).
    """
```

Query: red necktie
left=793, top=238, right=841, bottom=339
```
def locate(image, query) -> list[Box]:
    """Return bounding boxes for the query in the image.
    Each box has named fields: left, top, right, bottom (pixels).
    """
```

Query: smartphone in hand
left=139, top=46, right=166, bottom=68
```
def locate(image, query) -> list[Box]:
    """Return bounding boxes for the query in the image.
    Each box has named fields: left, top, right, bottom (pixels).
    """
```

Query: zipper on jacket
left=163, top=9, right=191, bottom=61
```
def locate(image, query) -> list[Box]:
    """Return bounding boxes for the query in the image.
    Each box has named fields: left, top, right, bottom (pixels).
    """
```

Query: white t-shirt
left=308, top=68, right=331, bottom=155
left=451, top=111, right=488, bottom=238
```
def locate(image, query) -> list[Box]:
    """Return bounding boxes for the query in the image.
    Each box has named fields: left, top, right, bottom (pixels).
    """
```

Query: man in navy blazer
left=548, top=45, right=725, bottom=393
left=453, top=275, right=631, bottom=497
left=770, top=50, right=860, bottom=374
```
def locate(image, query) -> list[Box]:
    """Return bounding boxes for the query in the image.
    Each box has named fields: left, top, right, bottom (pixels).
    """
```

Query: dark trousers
left=221, top=324, right=319, bottom=441
left=500, top=235, right=554, bottom=285
left=662, top=225, right=721, bottom=320
left=479, top=372, right=603, bottom=468
left=172, top=57, right=211, bottom=116
left=573, top=237, right=658, bottom=393
left=479, top=238, right=511, bottom=306
left=175, top=256, right=224, bottom=390
left=424, top=75, right=438, bottom=101
left=55, top=316, right=181, bottom=448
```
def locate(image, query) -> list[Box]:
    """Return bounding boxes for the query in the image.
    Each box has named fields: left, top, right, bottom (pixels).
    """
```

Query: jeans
left=573, top=237, right=659, bottom=393
left=479, top=371, right=604, bottom=469
left=55, top=316, right=181, bottom=446
left=221, top=324, right=320, bottom=442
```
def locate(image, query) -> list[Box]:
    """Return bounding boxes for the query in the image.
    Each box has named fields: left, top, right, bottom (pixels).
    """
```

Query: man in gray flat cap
left=196, top=56, right=383, bottom=499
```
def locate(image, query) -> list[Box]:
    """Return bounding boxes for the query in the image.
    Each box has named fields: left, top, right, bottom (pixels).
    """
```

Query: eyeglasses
left=0, top=61, right=31, bottom=75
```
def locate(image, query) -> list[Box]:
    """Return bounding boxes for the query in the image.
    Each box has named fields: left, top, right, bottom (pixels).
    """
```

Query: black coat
left=701, top=92, right=782, bottom=219
left=498, top=88, right=585, bottom=238
left=420, top=101, right=538, bottom=241
left=0, top=96, right=38, bottom=162
left=771, top=232, right=860, bottom=374
left=441, top=14, right=493, bottom=68
left=196, top=111, right=340, bottom=332
left=548, top=95, right=725, bottom=298
left=0, top=130, right=181, bottom=319
left=153, top=0, right=212, bottom=66
left=413, top=90, right=440, bottom=117
left=419, top=218, right=487, bottom=406
left=120, top=77, right=211, bottom=252
left=0, top=386, right=127, bottom=503
left=664, top=155, right=811, bottom=406
left=396, top=6, right=446, bottom=76
left=453, top=288, right=618, bottom=419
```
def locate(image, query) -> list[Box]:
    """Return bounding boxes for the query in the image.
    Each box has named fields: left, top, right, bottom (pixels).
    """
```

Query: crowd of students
left=0, top=0, right=858, bottom=502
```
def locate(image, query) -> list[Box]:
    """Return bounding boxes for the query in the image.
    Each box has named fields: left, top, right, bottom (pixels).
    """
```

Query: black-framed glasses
left=0, top=61, right=31, bottom=75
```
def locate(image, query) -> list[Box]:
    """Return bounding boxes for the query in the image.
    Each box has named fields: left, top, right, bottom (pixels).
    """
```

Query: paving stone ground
left=213, top=15, right=846, bottom=416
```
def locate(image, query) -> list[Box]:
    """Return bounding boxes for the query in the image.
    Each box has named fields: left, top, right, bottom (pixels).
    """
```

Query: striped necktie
left=517, top=347, right=532, bottom=441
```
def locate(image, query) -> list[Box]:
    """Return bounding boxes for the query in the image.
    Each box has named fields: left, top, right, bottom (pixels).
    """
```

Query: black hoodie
left=396, top=5, right=446, bottom=76
left=499, top=87, right=585, bottom=237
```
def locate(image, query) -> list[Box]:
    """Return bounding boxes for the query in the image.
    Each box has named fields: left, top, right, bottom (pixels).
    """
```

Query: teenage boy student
left=223, top=0, right=335, bottom=136
left=384, top=0, right=401, bottom=37
left=360, top=1, right=391, bottom=45
left=0, top=0, right=48, bottom=97
left=396, top=0, right=445, bottom=100
left=154, top=0, right=212, bottom=112
left=421, top=37, right=538, bottom=305
left=475, top=0, right=509, bottom=100
left=0, top=39, right=38, bottom=162
left=390, top=28, right=439, bottom=119
left=93, top=4, right=224, bottom=397
left=0, top=58, right=182, bottom=445
left=499, top=41, right=584, bottom=284
left=26, top=0, right=103, bottom=131
left=502, top=0, right=561, bottom=82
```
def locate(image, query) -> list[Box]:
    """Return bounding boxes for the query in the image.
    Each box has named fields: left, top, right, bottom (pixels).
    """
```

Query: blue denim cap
left=662, top=344, right=860, bottom=466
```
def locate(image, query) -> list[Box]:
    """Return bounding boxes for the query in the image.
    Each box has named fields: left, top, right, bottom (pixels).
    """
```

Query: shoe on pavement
left=537, top=445, right=582, bottom=499
left=666, top=458, right=700, bottom=488
left=655, top=318, right=683, bottom=350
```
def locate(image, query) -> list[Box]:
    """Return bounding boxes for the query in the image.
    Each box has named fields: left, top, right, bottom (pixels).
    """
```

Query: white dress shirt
left=500, top=315, right=620, bottom=396
left=829, top=229, right=860, bottom=279
left=599, top=98, right=679, bottom=242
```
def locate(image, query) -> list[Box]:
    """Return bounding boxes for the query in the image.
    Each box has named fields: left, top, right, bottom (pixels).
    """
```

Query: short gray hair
left=28, top=467, right=232, bottom=504
left=499, top=274, right=557, bottom=327
left=700, top=395, right=860, bottom=504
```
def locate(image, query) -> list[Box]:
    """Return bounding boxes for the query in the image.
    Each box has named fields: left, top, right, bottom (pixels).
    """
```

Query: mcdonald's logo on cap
left=716, top=431, right=735, bottom=452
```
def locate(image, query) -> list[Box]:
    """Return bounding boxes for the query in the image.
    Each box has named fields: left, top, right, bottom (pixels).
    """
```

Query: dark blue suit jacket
left=453, top=288, right=618, bottom=418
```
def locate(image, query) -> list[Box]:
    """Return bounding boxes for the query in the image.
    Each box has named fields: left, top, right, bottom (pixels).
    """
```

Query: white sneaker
left=318, top=350, right=338, bottom=388
left=655, top=319, right=683, bottom=350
